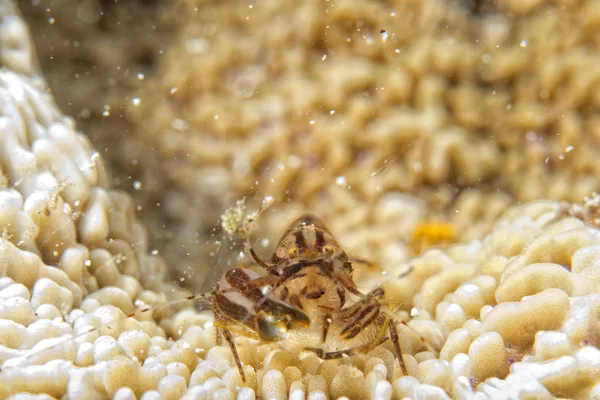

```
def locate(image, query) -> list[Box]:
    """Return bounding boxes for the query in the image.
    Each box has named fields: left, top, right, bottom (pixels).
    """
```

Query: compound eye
left=322, top=244, right=335, bottom=255
left=288, top=247, right=300, bottom=257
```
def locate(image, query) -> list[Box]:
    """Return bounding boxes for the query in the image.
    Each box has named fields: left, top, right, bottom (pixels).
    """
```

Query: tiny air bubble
left=132, top=98, right=141, bottom=106
left=137, top=73, right=145, bottom=80
left=133, top=181, right=142, bottom=190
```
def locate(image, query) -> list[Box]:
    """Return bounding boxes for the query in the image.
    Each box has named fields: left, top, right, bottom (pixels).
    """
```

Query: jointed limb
left=388, top=319, right=407, bottom=376
left=213, top=318, right=260, bottom=340
left=305, top=336, right=389, bottom=359
left=321, top=313, right=332, bottom=343
left=221, top=328, right=246, bottom=383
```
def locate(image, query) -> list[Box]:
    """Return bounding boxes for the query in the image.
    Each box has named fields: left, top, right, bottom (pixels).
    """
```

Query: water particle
left=48, top=17, right=55, bottom=24
left=263, top=195, right=274, bottom=207
left=133, top=181, right=142, bottom=190
left=261, top=238, right=270, bottom=247
left=185, top=37, right=210, bottom=55
left=137, top=73, right=145, bottom=80
left=380, top=29, right=388, bottom=42
left=321, top=54, right=327, bottom=61
left=170, top=87, right=178, bottom=94
left=171, top=119, right=189, bottom=131
left=565, top=145, right=575, bottom=153
left=330, top=110, right=336, bottom=115
left=520, top=40, right=528, bottom=47
left=309, top=120, right=315, bottom=125
left=335, top=176, right=347, bottom=186
left=132, top=97, right=141, bottom=106
left=151, top=249, right=159, bottom=255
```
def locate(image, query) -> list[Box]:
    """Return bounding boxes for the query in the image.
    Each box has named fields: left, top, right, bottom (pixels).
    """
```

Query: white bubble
left=335, top=176, right=347, bottom=186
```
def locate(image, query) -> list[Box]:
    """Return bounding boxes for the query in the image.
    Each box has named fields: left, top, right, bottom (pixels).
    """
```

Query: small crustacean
left=205, top=210, right=422, bottom=382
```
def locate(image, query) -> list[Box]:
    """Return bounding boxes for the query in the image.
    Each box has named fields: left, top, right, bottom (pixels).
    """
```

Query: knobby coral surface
left=2, top=1, right=600, bottom=400
left=19, top=0, right=600, bottom=289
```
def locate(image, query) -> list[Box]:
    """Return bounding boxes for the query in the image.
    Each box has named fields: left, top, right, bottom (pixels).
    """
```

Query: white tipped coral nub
left=2, top=3, right=600, bottom=399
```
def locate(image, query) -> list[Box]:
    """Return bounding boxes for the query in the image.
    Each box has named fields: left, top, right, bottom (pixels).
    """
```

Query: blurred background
left=18, top=0, right=600, bottom=291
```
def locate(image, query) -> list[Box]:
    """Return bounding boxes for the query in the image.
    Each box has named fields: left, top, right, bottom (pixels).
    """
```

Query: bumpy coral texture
left=20, top=0, right=600, bottom=289
left=3, top=2, right=600, bottom=400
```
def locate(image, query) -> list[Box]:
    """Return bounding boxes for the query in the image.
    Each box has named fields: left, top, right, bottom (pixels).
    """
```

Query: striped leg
left=305, top=336, right=389, bottom=359
left=220, top=327, right=246, bottom=383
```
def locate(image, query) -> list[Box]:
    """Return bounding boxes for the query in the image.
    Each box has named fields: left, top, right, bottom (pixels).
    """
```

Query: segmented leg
left=213, top=318, right=259, bottom=340
left=220, top=327, right=246, bottom=383
left=338, top=288, right=384, bottom=339
left=350, top=257, right=376, bottom=267
left=389, top=319, right=408, bottom=376
left=336, top=270, right=367, bottom=299
left=245, top=243, right=280, bottom=276
left=339, top=304, right=379, bottom=340
left=305, top=336, right=389, bottom=359
left=321, top=313, right=331, bottom=343
left=215, top=326, right=222, bottom=346
left=397, top=319, right=438, bottom=355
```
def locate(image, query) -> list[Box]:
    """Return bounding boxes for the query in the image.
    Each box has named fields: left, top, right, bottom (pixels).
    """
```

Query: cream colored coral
left=3, top=2, right=600, bottom=400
